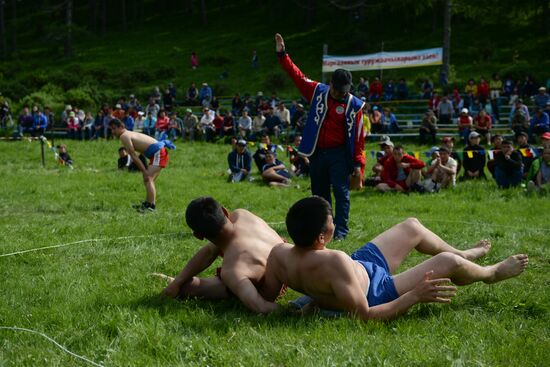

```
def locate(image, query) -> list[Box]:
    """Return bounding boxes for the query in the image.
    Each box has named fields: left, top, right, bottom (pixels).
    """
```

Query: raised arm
left=163, top=243, right=221, bottom=298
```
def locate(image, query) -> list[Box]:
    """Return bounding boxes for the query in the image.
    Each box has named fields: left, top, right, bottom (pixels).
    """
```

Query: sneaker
left=137, top=202, right=156, bottom=213
left=132, top=201, right=146, bottom=210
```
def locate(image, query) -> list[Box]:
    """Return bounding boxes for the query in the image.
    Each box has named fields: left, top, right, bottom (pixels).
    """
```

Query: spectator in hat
left=376, top=145, right=425, bottom=193
left=529, top=107, right=550, bottom=142
left=182, top=108, right=198, bottom=141
left=419, top=109, right=438, bottom=144
left=534, top=87, right=550, bottom=109
left=494, top=140, right=523, bottom=188
left=66, top=111, right=80, bottom=139
left=457, top=108, right=473, bottom=145
left=228, top=139, right=252, bottom=182
left=460, top=131, right=487, bottom=180
left=276, top=33, right=365, bottom=239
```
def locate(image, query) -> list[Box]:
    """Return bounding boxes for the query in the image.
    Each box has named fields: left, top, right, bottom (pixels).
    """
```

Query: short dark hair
left=109, top=118, right=124, bottom=128
left=501, top=140, right=513, bottom=146
left=118, top=147, right=127, bottom=153
left=185, top=197, right=226, bottom=239
left=286, top=196, right=332, bottom=248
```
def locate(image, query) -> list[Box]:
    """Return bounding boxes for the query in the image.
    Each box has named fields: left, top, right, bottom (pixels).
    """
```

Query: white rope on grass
left=0, top=326, right=104, bottom=367
left=0, top=232, right=182, bottom=258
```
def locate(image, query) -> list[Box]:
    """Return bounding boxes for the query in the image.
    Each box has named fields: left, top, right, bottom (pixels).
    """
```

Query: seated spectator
left=117, top=147, right=147, bottom=172
left=383, top=107, right=400, bottom=133
left=238, top=110, right=252, bottom=139
left=465, top=79, right=478, bottom=99
left=145, top=98, right=160, bottom=119
left=419, top=109, right=438, bottom=145
left=251, top=111, right=265, bottom=140
left=92, top=110, right=105, bottom=139
left=168, top=112, right=183, bottom=140
left=527, top=147, right=550, bottom=194
left=81, top=111, right=95, bottom=139
left=510, top=107, right=529, bottom=137
left=383, top=79, right=395, bottom=101
left=134, top=111, right=145, bottom=132
left=376, top=145, right=425, bottom=193
left=422, top=79, right=433, bottom=99
left=473, top=109, right=492, bottom=145
left=213, top=110, right=225, bottom=137
left=142, top=111, right=156, bottom=137
left=516, top=132, right=536, bottom=179
left=542, top=132, right=550, bottom=149
left=223, top=111, right=235, bottom=137
left=231, top=93, right=244, bottom=117
left=487, top=134, right=503, bottom=178
left=186, top=82, right=199, bottom=105
left=461, top=132, right=487, bottom=180
left=428, top=92, right=441, bottom=112
left=56, top=144, right=73, bottom=166
left=199, top=107, right=216, bottom=142
left=154, top=110, right=170, bottom=139
left=478, top=77, right=490, bottom=105
left=227, top=139, right=252, bottom=183
left=509, top=99, right=530, bottom=126
left=18, top=106, right=33, bottom=136
left=396, top=78, right=408, bottom=100
left=368, top=77, right=383, bottom=101
left=442, top=136, right=462, bottom=174
left=122, top=109, right=134, bottom=132
left=288, top=135, right=309, bottom=177
left=253, top=134, right=277, bottom=172
left=182, top=108, right=198, bottom=141
left=422, top=146, right=457, bottom=191
left=261, top=151, right=291, bottom=187
left=365, top=137, right=393, bottom=187
left=437, top=96, right=454, bottom=124
left=210, top=96, right=220, bottom=111
left=263, top=108, right=282, bottom=138
left=66, top=111, right=80, bottom=139
left=199, top=83, right=213, bottom=104
left=370, top=106, right=384, bottom=133
left=162, top=88, right=174, bottom=112
left=457, top=108, right=473, bottom=145
left=31, top=106, right=48, bottom=137
left=357, top=77, right=369, bottom=98
left=275, top=102, right=290, bottom=129
left=494, top=140, right=523, bottom=188
left=290, top=103, right=306, bottom=133
left=534, top=87, right=550, bottom=109
left=529, top=107, right=550, bottom=143
left=150, top=86, right=161, bottom=105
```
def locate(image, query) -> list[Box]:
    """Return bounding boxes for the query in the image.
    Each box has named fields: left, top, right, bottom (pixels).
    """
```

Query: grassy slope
left=0, top=139, right=548, bottom=366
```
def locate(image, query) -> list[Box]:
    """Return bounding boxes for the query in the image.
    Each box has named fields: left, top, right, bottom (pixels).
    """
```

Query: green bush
left=264, top=71, right=287, bottom=90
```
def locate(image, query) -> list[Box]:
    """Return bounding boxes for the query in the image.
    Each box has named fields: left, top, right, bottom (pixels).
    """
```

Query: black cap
left=331, top=69, right=352, bottom=93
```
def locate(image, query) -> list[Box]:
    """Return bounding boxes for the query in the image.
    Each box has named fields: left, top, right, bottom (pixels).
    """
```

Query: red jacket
left=381, top=154, right=425, bottom=188
left=155, top=116, right=170, bottom=131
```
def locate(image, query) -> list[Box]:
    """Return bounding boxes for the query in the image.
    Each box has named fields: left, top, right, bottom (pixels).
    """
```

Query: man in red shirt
left=276, top=33, right=365, bottom=240
left=376, top=145, right=426, bottom=192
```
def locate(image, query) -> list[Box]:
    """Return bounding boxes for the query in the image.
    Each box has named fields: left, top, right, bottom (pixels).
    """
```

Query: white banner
left=322, top=48, right=443, bottom=72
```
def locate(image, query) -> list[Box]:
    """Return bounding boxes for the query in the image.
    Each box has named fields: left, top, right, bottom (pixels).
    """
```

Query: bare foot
left=150, top=272, right=174, bottom=282
left=462, top=239, right=492, bottom=260
left=485, top=254, right=528, bottom=283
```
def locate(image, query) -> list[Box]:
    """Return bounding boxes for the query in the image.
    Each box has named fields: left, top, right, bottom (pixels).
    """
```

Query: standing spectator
left=384, top=79, right=395, bottom=101
left=18, top=106, right=33, bottom=136
left=190, top=52, right=198, bottom=69
left=396, top=78, right=408, bottom=100
left=461, top=132, right=487, bottom=180
left=489, top=73, right=502, bottom=121
left=261, top=151, right=291, bottom=187
left=437, top=96, right=454, bottom=124
left=529, top=107, right=550, bottom=142
left=516, top=132, right=536, bottom=179
left=376, top=145, right=425, bottom=193
left=457, top=108, right=473, bottom=145
left=199, top=107, right=216, bottom=142
left=419, top=110, right=438, bottom=145
left=534, top=87, right=550, bottom=109
left=368, top=77, right=383, bottom=101
left=168, top=112, right=183, bottom=140
left=238, top=110, right=252, bottom=139
left=494, top=140, right=523, bottom=188
left=186, top=83, right=199, bottom=105
left=199, top=83, right=213, bottom=104
left=154, top=110, right=170, bottom=139
left=251, top=50, right=259, bottom=69
left=473, top=109, right=492, bottom=145
left=277, top=33, right=365, bottom=240
left=182, top=109, right=198, bottom=141
left=31, top=106, right=48, bottom=137
left=228, top=139, right=252, bottom=182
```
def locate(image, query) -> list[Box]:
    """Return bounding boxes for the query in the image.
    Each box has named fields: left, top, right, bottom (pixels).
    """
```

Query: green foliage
left=264, top=71, right=288, bottom=91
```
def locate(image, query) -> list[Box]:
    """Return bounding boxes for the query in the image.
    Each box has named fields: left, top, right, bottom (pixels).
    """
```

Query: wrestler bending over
left=160, top=197, right=285, bottom=313
left=261, top=196, right=528, bottom=320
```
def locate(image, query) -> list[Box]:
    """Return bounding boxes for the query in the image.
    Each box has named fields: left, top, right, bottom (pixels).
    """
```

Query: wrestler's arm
left=260, top=247, right=285, bottom=302
left=120, top=133, right=148, bottom=176
left=223, top=272, right=279, bottom=314
left=163, top=243, right=221, bottom=298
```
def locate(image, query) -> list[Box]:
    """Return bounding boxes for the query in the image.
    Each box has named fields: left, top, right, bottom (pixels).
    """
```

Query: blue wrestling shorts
left=350, top=242, right=399, bottom=306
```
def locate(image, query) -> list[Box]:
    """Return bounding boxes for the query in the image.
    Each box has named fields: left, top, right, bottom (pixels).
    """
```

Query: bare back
left=220, top=209, right=284, bottom=285
left=120, top=130, right=157, bottom=154
left=265, top=244, right=370, bottom=311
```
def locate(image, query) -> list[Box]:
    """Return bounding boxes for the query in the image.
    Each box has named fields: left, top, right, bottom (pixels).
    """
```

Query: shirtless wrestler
left=261, top=196, right=528, bottom=320
left=161, top=197, right=285, bottom=314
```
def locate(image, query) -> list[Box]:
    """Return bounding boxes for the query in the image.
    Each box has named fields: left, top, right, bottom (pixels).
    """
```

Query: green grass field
left=1, top=139, right=549, bottom=366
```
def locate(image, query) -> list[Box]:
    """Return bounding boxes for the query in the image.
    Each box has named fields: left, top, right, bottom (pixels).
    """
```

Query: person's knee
left=402, top=217, right=422, bottom=234
left=434, top=252, right=461, bottom=270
